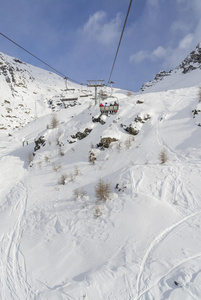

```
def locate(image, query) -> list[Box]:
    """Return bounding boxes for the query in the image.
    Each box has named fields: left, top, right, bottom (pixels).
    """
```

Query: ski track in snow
left=0, top=182, right=34, bottom=300
left=135, top=209, right=201, bottom=300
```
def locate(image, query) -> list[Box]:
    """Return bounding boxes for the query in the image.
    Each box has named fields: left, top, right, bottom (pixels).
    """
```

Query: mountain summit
left=141, top=42, right=201, bottom=92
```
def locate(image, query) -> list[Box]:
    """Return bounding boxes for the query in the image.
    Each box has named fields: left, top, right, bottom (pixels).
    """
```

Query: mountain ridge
left=140, top=42, right=201, bottom=93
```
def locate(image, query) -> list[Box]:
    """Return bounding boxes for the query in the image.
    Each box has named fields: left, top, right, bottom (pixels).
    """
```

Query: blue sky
left=1, top=0, right=201, bottom=91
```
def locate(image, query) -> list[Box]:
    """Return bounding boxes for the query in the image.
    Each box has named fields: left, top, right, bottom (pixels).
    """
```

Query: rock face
left=140, top=42, right=201, bottom=92
left=71, top=128, right=92, bottom=140
left=97, top=137, right=118, bottom=149
left=34, top=136, right=46, bottom=152
left=0, top=51, right=75, bottom=131
left=179, top=43, right=201, bottom=74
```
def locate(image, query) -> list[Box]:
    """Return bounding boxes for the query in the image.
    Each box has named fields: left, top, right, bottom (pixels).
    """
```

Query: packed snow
left=1, top=52, right=201, bottom=299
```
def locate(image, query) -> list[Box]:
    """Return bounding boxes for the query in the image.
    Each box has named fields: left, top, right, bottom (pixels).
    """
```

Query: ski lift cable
left=108, top=0, right=133, bottom=84
left=0, top=32, right=81, bottom=85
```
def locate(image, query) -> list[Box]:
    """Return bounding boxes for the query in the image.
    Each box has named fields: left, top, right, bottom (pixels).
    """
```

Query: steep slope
left=1, top=68, right=201, bottom=300
left=141, top=42, right=201, bottom=93
left=0, top=52, right=82, bottom=131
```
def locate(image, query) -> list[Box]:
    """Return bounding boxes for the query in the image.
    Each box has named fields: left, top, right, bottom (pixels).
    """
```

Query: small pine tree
left=28, top=153, right=33, bottom=165
left=89, top=150, right=96, bottom=164
left=51, top=113, right=59, bottom=128
left=94, top=206, right=103, bottom=218
left=160, top=149, right=168, bottom=164
left=60, top=173, right=67, bottom=185
left=198, top=87, right=201, bottom=103
left=95, top=179, right=111, bottom=202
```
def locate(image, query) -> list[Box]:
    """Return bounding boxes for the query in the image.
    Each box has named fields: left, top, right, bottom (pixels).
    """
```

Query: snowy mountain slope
left=1, top=51, right=201, bottom=300
left=140, top=42, right=201, bottom=93
left=0, top=51, right=84, bottom=131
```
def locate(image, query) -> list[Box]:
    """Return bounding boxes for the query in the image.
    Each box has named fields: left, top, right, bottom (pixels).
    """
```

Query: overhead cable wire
left=0, top=32, right=81, bottom=85
left=108, top=0, right=133, bottom=84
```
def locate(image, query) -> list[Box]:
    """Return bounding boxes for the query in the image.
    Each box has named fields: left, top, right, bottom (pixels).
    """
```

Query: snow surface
left=1, top=52, right=201, bottom=299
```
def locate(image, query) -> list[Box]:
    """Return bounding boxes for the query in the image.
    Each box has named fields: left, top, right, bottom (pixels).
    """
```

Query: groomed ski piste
left=1, top=53, right=201, bottom=299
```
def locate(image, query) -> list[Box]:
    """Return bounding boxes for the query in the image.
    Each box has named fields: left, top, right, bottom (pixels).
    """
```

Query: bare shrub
left=198, top=87, right=201, bottom=103
left=28, top=153, right=33, bottom=165
left=127, top=91, right=132, bottom=97
left=44, top=154, right=50, bottom=162
left=73, top=188, right=87, bottom=200
left=117, top=141, right=123, bottom=151
left=52, top=163, right=61, bottom=172
left=125, top=136, right=134, bottom=149
left=89, top=150, right=96, bottom=164
left=159, top=149, right=168, bottom=164
left=59, top=148, right=65, bottom=156
left=69, top=172, right=75, bottom=181
left=94, top=205, right=103, bottom=218
left=73, top=189, right=79, bottom=199
left=74, top=165, right=80, bottom=176
left=51, top=113, right=59, bottom=128
left=95, top=179, right=111, bottom=202
left=60, top=173, right=67, bottom=185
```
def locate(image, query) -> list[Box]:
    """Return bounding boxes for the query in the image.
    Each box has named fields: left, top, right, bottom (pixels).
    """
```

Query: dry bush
left=60, top=173, right=67, bottom=185
left=59, top=148, right=65, bottom=156
left=74, top=165, right=80, bottom=176
left=52, top=163, right=61, bottom=172
left=73, top=189, right=79, bottom=199
left=28, top=153, right=33, bottom=165
left=125, top=136, right=134, bottom=149
left=127, top=91, right=132, bottom=97
left=51, top=113, right=59, bottom=128
left=94, top=206, right=103, bottom=218
left=117, top=141, right=123, bottom=151
left=89, top=150, right=96, bottom=164
left=44, top=154, right=50, bottom=162
left=159, top=149, right=168, bottom=164
left=198, top=87, right=201, bottom=103
left=73, top=188, right=87, bottom=200
left=69, top=172, right=75, bottom=181
left=95, top=179, right=111, bottom=202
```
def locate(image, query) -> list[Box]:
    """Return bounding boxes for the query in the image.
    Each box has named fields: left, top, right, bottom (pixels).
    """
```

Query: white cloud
left=171, top=21, right=191, bottom=35
left=130, top=46, right=168, bottom=64
left=130, top=50, right=149, bottom=63
left=147, top=0, right=160, bottom=8
left=82, top=11, right=122, bottom=46
left=178, top=33, right=194, bottom=49
left=152, top=46, right=168, bottom=59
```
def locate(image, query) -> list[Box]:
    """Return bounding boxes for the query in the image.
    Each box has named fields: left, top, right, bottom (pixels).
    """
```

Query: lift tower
left=87, top=80, right=105, bottom=105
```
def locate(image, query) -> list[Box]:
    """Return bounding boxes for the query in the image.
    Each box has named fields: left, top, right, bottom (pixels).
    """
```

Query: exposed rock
left=192, top=109, right=201, bottom=118
left=97, top=137, right=118, bottom=149
left=71, top=128, right=92, bottom=140
left=124, top=126, right=139, bottom=136
left=92, top=115, right=105, bottom=125
left=34, top=135, right=46, bottom=152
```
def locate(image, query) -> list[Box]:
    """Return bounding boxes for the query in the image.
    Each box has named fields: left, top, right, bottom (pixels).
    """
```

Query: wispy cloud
left=130, top=46, right=168, bottom=64
left=81, top=11, right=122, bottom=46
left=130, top=50, right=148, bottom=63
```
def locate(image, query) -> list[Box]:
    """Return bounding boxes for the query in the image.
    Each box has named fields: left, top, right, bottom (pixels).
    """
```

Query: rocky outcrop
left=97, top=137, right=118, bottom=149
left=92, top=115, right=105, bottom=125
left=178, top=43, right=201, bottom=74
left=140, top=42, right=201, bottom=92
left=34, top=135, right=46, bottom=152
left=71, top=128, right=92, bottom=140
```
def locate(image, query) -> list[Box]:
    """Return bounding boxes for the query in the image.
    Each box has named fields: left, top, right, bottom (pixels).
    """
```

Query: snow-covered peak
left=140, top=42, right=201, bottom=93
